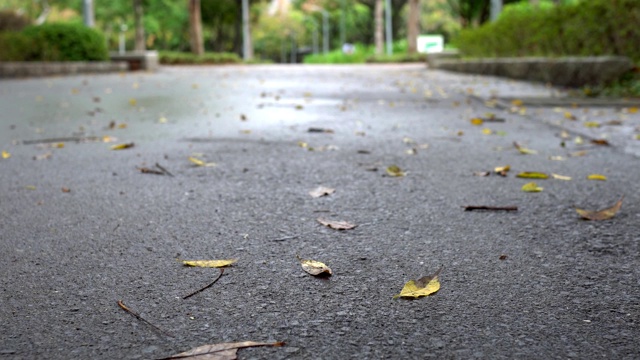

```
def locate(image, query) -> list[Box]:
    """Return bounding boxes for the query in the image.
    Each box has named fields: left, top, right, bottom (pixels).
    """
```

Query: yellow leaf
left=513, top=142, right=537, bottom=155
left=636, top=134, right=640, bottom=140
left=25, top=185, right=36, bottom=190
left=52, top=142, right=64, bottom=148
left=182, top=259, right=238, bottom=268
left=295, top=104, right=304, bottom=110
left=551, top=173, right=572, bottom=181
left=494, top=165, right=510, bottom=173
left=102, top=135, right=116, bottom=143
left=118, top=123, right=128, bottom=129
left=298, top=141, right=308, bottom=149
left=128, top=98, right=137, bottom=106
left=393, top=267, right=442, bottom=299
left=482, top=128, right=493, bottom=135
left=521, top=182, right=543, bottom=192
left=189, top=156, right=216, bottom=167
left=576, top=196, right=623, bottom=221
left=516, top=172, right=549, bottom=179
left=470, top=118, right=483, bottom=126
left=627, top=107, right=638, bottom=114
left=1, top=150, right=10, bottom=159
left=111, top=143, right=134, bottom=150
left=584, top=121, right=600, bottom=128
left=575, top=136, right=584, bottom=145
left=402, top=137, right=415, bottom=144
left=548, top=156, right=565, bottom=161
left=386, top=165, right=406, bottom=177
left=587, top=174, right=607, bottom=181
left=158, top=116, right=168, bottom=123
left=167, top=341, right=284, bottom=359
left=518, top=108, right=527, bottom=115
left=511, top=99, right=523, bottom=107
left=564, top=112, right=577, bottom=120
left=309, top=186, right=335, bottom=198
left=317, top=218, right=356, bottom=230
left=297, top=255, right=332, bottom=276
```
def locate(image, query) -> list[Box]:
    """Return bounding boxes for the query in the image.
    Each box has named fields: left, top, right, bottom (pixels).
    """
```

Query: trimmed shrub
left=159, top=51, right=241, bottom=65
left=0, top=32, right=32, bottom=61
left=454, top=0, right=640, bottom=62
left=20, top=23, right=108, bottom=61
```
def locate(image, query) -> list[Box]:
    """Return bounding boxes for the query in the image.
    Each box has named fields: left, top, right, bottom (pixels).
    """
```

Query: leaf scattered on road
left=576, top=196, right=623, bottom=221
left=111, top=143, right=134, bottom=150
left=182, top=259, right=238, bottom=268
left=297, top=255, right=332, bottom=276
left=516, top=172, right=549, bottom=179
left=386, top=165, right=406, bottom=177
left=393, top=267, right=442, bottom=299
left=309, top=186, right=335, bottom=198
left=513, top=142, right=537, bottom=155
left=317, top=218, right=356, bottom=230
left=587, top=174, right=607, bottom=181
left=1, top=150, right=10, bottom=159
left=521, top=182, right=543, bottom=192
left=161, top=341, right=284, bottom=360
left=189, top=156, right=216, bottom=167
left=551, top=173, right=572, bottom=181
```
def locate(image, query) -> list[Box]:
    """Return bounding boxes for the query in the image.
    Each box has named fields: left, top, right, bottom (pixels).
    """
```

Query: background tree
left=374, top=0, right=383, bottom=54
left=188, top=0, right=204, bottom=55
left=406, top=0, right=419, bottom=53
left=133, top=0, right=144, bottom=51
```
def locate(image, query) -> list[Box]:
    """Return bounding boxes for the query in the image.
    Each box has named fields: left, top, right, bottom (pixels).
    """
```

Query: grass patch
left=159, top=51, right=241, bottom=65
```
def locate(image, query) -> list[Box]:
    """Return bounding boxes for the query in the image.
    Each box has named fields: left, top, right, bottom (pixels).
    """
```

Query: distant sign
left=417, top=35, right=444, bottom=54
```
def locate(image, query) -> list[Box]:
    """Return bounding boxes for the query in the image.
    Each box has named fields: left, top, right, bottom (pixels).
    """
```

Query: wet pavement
left=1, top=64, right=639, bottom=359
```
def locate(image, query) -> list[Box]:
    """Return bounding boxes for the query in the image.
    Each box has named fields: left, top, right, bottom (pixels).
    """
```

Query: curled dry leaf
left=551, top=173, right=572, bottom=181
left=61, top=187, right=71, bottom=193
left=521, top=182, right=543, bottom=192
left=587, top=174, right=607, bottom=181
left=317, top=218, right=356, bottom=230
left=393, top=267, right=442, bottom=299
left=309, top=186, right=335, bottom=198
left=576, top=196, right=623, bottom=221
left=386, top=165, right=406, bottom=177
left=516, top=172, right=549, bottom=179
left=182, top=259, right=238, bottom=268
left=513, top=142, right=537, bottom=155
left=494, top=165, right=510, bottom=176
left=111, top=143, right=134, bottom=150
left=189, top=156, right=216, bottom=167
left=161, top=341, right=285, bottom=360
left=297, top=255, right=332, bottom=276
left=591, top=139, right=609, bottom=146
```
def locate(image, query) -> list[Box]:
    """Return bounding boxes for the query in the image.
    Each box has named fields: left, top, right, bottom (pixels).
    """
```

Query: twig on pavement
left=463, top=205, right=518, bottom=212
left=117, top=300, right=174, bottom=337
left=183, top=268, right=225, bottom=300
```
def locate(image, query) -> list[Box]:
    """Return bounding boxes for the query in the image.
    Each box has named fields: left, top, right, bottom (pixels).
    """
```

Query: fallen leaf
left=548, top=156, right=565, bottom=161
left=402, top=137, right=415, bottom=144
left=521, top=182, right=543, bottom=192
left=564, top=112, right=577, bottom=120
left=189, top=157, right=216, bottom=167
left=516, top=172, right=549, bottom=179
left=470, top=118, right=483, bottom=126
left=626, top=107, right=638, bottom=114
left=297, top=255, right=332, bottom=276
left=482, top=128, right=493, bottom=135
left=61, top=187, right=71, bottom=193
left=473, top=171, right=490, bottom=177
left=317, top=218, right=356, bottom=230
left=240, top=114, right=247, bottom=121
left=511, top=99, right=523, bottom=107
left=1, top=150, right=10, bottom=159
left=570, top=150, right=587, bottom=157
left=386, top=165, right=406, bottom=177
left=494, top=165, right=510, bottom=176
left=163, top=341, right=285, bottom=360
left=239, top=129, right=252, bottom=134
left=405, top=148, right=417, bottom=155
left=584, top=121, right=600, bottom=128
left=24, top=185, right=36, bottom=190
left=158, top=116, right=168, bottom=124
left=587, top=174, right=607, bottom=181
left=294, top=104, right=304, bottom=110
left=605, top=120, right=623, bottom=126
left=513, top=142, right=537, bottom=155
left=576, top=196, right=623, bottom=221
left=129, top=98, right=137, bottom=106
left=575, top=136, right=584, bottom=145
left=560, top=130, right=570, bottom=139
left=309, top=186, right=335, bottom=198
left=308, top=127, right=334, bottom=133
left=111, top=143, right=134, bottom=150
left=102, top=135, right=117, bottom=143
left=499, top=254, right=508, bottom=260
left=298, top=141, right=308, bottom=149
left=551, top=173, right=572, bottom=181
left=118, top=123, right=128, bottom=129
left=33, top=152, right=53, bottom=160
left=393, top=267, right=442, bottom=299
left=591, top=139, right=609, bottom=146
left=182, top=259, right=238, bottom=268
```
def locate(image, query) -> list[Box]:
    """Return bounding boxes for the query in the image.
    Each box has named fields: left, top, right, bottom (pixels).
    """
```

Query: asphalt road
left=1, top=64, right=639, bottom=359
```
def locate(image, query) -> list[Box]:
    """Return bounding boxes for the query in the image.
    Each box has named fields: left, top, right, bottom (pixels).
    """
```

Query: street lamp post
left=83, top=0, right=94, bottom=27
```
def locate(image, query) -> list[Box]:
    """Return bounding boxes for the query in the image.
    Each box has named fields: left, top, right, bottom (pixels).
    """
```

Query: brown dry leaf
left=317, top=218, right=356, bottom=230
left=309, top=186, right=335, bottom=198
left=576, top=196, right=623, bottom=221
left=240, top=114, right=247, bottom=121
left=591, top=139, right=609, bottom=146
left=297, top=255, right=332, bottom=276
left=570, top=150, right=587, bottom=157
left=182, top=259, right=238, bottom=268
left=61, top=187, right=71, bottom=193
left=163, top=341, right=284, bottom=360
left=111, top=143, right=134, bottom=150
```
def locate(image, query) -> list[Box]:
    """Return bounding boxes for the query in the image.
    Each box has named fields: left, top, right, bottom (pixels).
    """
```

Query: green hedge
left=159, top=51, right=241, bottom=65
left=454, top=0, right=640, bottom=62
left=0, top=22, right=108, bottom=62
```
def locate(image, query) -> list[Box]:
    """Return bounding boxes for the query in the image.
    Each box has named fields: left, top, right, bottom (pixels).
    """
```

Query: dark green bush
left=0, top=32, right=32, bottom=61
left=455, top=0, right=640, bottom=62
left=20, top=23, right=108, bottom=61
left=159, top=51, right=241, bottom=65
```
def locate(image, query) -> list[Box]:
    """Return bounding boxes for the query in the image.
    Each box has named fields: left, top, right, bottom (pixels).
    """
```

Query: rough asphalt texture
left=1, top=64, right=639, bottom=359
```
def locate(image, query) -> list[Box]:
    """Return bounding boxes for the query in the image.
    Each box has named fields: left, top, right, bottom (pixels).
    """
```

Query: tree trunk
left=374, top=0, right=383, bottom=55
left=189, top=0, right=204, bottom=55
left=407, top=0, right=419, bottom=54
left=133, top=0, right=145, bottom=51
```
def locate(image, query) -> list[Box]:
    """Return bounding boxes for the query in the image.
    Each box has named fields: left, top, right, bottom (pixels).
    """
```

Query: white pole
left=83, top=0, right=94, bottom=27
left=384, top=0, right=392, bottom=55
left=242, top=0, right=252, bottom=60
left=490, top=0, right=502, bottom=21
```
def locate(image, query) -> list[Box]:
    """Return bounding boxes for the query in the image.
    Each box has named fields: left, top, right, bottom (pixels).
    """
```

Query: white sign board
left=417, top=35, right=444, bottom=54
